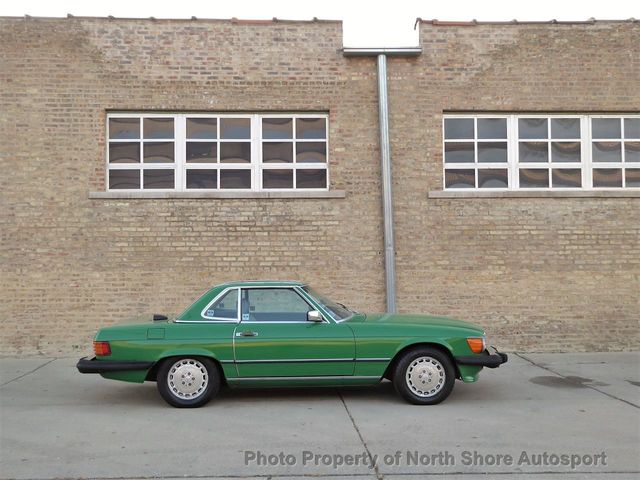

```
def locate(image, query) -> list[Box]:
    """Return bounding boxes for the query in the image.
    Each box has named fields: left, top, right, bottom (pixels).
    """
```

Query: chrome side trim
left=218, top=358, right=390, bottom=364
left=227, top=375, right=381, bottom=382
left=357, top=358, right=391, bottom=362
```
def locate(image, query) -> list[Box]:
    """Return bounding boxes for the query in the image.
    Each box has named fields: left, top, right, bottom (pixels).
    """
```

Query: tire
left=156, top=356, right=220, bottom=408
left=393, top=347, right=455, bottom=405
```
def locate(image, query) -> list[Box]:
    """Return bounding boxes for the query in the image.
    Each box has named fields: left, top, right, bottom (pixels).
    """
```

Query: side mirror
left=153, top=314, right=168, bottom=321
left=307, top=310, right=324, bottom=322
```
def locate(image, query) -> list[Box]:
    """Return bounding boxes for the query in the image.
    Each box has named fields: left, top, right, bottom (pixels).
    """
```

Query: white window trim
left=106, top=112, right=329, bottom=193
left=442, top=113, right=640, bottom=191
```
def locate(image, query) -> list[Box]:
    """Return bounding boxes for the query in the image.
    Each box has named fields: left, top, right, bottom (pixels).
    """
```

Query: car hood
left=353, top=312, right=484, bottom=333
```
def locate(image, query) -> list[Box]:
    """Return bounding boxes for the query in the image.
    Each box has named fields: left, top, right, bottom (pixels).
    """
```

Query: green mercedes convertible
left=77, top=280, right=507, bottom=407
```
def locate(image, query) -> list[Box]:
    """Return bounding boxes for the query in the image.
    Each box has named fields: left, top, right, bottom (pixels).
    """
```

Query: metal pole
left=376, top=54, right=397, bottom=313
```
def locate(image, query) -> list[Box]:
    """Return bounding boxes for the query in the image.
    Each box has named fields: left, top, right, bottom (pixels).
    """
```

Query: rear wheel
left=157, top=357, right=220, bottom=408
left=393, top=347, right=455, bottom=405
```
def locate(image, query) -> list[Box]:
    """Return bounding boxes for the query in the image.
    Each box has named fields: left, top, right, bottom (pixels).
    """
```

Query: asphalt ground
left=0, top=352, right=638, bottom=480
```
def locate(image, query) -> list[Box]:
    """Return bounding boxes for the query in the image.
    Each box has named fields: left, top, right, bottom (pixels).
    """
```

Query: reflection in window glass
left=477, top=118, right=507, bottom=139
left=143, top=142, right=174, bottom=163
left=625, top=169, right=640, bottom=187
left=109, top=142, right=140, bottom=163
left=296, top=118, right=326, bottom=139
left=478, top=169, right=508, bottom=188
left=445, top=169, right=475, bottom=189
left=519, top=169, right=549, bottom=188
left=444, top=142, right=474, bottom=163
left=552, top=169, right=581, bottom=188
left=220, top=118, right=251, bottom=139
left=143, top=118, right=174, bottom=139
left=186, top=118, right=217, bottom=139
left=296, top=142, right=326, bottom=163
left=478, top=142, right=507, bottom=163
left=242, top=288, right=311, bottom=322
left=297, top=169, right=327, bottom=189
left=263, top=169, right=293, bottom=189
left=143, top=169, right=174, bottom=189
left=109, top=170, right=139, bottom=189
left=551, top=118, right=580, bottom=139
left=220, top=142, right=251, bottom=163
left=593, top=169, right=622, bottom=188
left=518, top=118, right=548, bottom=139
left=624, top=118, right=640, bottom=139
left=186, top=142, right=217, bottom=163
left=519, top=142, right=548, bottom=163
left=186, top=169, right=217, bottom=189
left=592, top=118, right=621, bottom=139
left=220, top=169, right=251, bottom=189
left=109, top=118, right=139, bottom=139
left=263, top=118, right=293, bottom=139
left=263, top=142, right=293, bottom=163
left=444, top=118, right=474, bottom=139
left=592, top=142, right=622, bottom=162
left=551, top=142, right=581, bottom=162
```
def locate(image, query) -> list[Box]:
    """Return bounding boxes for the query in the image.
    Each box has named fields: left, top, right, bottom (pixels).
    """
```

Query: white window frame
left=106, top=112, right=329, bottom=192
left=442, top=114, right=640, bottom=191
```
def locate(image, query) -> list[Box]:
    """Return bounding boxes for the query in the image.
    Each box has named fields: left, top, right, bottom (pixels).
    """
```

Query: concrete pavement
left=0, top=352, right=638, bottom=479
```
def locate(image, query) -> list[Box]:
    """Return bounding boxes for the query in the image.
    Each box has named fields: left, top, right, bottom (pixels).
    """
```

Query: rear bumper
left=76, top=356, right=154, bottom=374
left=455, top=347, right=508, bottom=369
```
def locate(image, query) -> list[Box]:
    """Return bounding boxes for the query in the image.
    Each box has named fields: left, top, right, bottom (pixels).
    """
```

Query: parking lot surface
left=1, top=352, right=638, bottom=480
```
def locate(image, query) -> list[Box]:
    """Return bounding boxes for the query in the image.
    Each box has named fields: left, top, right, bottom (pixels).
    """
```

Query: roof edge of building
left=1, top=14, right=342, bottom=25
left=416, top=17, right=639, bottom=27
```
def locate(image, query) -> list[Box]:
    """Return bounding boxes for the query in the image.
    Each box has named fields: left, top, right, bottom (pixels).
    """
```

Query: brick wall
left=389, top=21, right=640, bottom=351
left=0, top=17, right=638, bottom=355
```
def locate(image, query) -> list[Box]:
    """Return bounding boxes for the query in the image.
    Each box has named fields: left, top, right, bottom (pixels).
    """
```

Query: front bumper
left=76, top=356, right=154, bottom=374
left=455, top=347, right=508, bottom=369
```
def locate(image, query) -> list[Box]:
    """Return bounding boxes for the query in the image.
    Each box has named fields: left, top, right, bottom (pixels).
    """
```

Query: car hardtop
left=216, top=280, right=307, bottom=289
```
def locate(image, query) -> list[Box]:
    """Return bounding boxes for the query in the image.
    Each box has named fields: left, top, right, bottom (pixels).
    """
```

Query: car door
left=233, top=287, right=355, bottom=377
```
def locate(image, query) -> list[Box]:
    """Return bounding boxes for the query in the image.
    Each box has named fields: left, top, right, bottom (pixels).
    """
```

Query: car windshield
left=302, top=286, right=353, bottom=321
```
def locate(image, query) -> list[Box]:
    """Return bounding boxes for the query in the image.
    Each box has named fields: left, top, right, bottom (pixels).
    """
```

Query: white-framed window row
left=442, top=114, right=640, bottom=191
left=107, top=112, right=329, bottom=192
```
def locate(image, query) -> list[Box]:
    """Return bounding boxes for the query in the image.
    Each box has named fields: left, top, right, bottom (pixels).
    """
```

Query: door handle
left=236, top=331, right=258, bottom=337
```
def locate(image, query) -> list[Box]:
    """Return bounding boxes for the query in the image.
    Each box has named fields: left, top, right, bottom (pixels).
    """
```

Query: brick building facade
left=1, top=16, right=638, bottom=355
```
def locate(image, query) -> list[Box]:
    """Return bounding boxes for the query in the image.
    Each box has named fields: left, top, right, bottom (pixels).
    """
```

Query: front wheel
left=157, top=357, right=220, bottom=408
left=393, top=347, right=455, bottom=405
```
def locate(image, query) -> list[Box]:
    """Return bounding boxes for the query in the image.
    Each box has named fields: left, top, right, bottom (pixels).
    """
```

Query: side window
left=241, top=288, right=314, bottom=322
left=203, top=289, right=238, bottom=320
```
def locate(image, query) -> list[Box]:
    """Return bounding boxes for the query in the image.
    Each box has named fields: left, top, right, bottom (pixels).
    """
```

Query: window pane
left=143, top=142, right=174, bottom=163
left=109, top=142, right=140, bottom=163
left=263, top=142, right=293, bottom=163
left=296, top=169, right=327, bottom=189
left=186, top=142, right=217, bottom=163
left=143, top=169, right=174, bottom=189
left=519, top=118, right=548, bottom=139
left=625, top=142, right=640, bottom=163
left=296, top=142, right=326, bottom=163
left=519, top=142, right=548, bottom=163
left=592, top=142, right=622, bottom=162
left=478, top=142, right=507, bottom=163
left=478, top=169, right=508, bottom=188
left=624, top=118, right=640, bottom=138
left=186, top=169, right=217, bottom=189
left=625, top=169, right=640, bottom=187
left=220, top=118, right=250, bottom=139
left=444, top=118, right=473, bottom=139
left=143, top=118, right=174, bottom=139
left=592, top=118, right=621, bottom=139
left=551, top=118, right=580, bottom=139
left=444, top=142, right=474, bottom=163
left=220, top=142, right=251, bottom=163
left=205, top=289, right=238, bottom=319
left=477, top=118, right=507, bottom=139
left=296, top=117, right=326, bottom=139
left=263, top=169, right=293, bottom=189
left=109, top=118, right=139, bottom=139
left=186, top=118, right=217, bottom=139
left=262, top=118, right=293, bottom=139
left=552, top=169, right=582, bottom=188
left=220, top=169, right=251, bottom=189
left=109, top=170, right=139, bottom=189
left=242, top=288, right=310, bottom=322
left=519, top=169, right=549, bottom=188
left=444, top=169, right=474, bottom=189
left=551, top=142, right=581, bottom=162
left=592, top=168, right=622, bottom=188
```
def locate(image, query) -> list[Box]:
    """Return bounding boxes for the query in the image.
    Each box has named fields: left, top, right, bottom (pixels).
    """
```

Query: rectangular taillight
left=94, top=341, right=111, bottom=356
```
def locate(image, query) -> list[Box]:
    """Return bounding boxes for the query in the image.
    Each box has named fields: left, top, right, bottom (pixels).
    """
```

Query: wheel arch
left=383, top=342, right=460, bottom=380
left=145, top=352, right=227, bottom=386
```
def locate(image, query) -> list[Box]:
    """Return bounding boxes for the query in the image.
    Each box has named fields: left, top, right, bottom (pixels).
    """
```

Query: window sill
left=89, top=190, right=346, bottom=200
left=428, top=190, right=640, bottom=199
